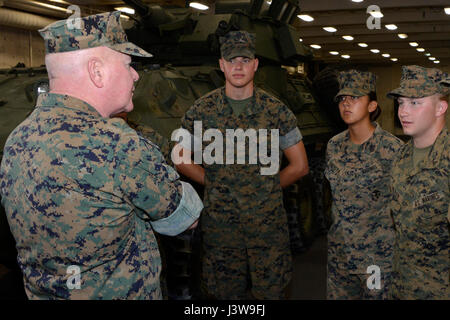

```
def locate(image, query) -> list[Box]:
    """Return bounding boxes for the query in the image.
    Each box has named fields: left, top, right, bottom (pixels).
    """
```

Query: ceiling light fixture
left=189, top=2, right=209, bottom=10
left=390, top=58, right=398, bottom=62
left=342, top=35, right=354, bottom=41
left=416, top=48, right=425, bottom=52
left=351, top=0, right=364, bottom=2
left=298, top=14, right=314, bottom=22
left=323, top=27, right=337, bottom=32
left=382, top=53, right=391, bottom=58
left=115, top=7, right=135, bottom=15
left=370, top=49, right=380, bottom=53
left=429, top=57, right=436, bottom=60
left=409, top=42, right=419, bottom=47
left=29, top=1, right=67, bottom=12
left=425, top=53, right=431, bottom=56
left=310, top=44, right=321, bottom=49
left=385, top=24, right=398, bottom=30
left=445, top=8, right=450, bottom=15
left=329, top=51, right=339, bottom=55
left=434, top=60, right=440, bottom=64
left=358, top=43, right=368, bottom=47
left=398, top=33, right=408, bottom=39
left=341, top=55, right=351, bottom=59
left=369, top=10, right=383, bottom=18
left=299, top=38, right=303, bottom=42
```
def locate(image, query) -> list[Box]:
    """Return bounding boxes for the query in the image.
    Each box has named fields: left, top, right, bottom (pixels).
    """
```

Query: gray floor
left=289, top=235, right=328, bottom=300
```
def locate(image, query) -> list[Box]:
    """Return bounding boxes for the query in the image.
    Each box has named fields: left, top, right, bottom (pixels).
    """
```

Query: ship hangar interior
left=0, top=0, right=449, bottom=300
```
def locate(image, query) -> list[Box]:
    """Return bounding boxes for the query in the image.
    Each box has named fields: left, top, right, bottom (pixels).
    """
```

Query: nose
left=398, top=103, right=409, bottom=118
left=131, top=67, right=139, bottom=82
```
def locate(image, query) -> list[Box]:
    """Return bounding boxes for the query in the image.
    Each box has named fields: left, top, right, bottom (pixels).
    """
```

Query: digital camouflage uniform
left=179, top=31, right=303, bottom=299
left=387, top=65, right=449, bottom=300
left=325, top=70, right=403, bottom=299
left=0, top=11, right=202, bottom=300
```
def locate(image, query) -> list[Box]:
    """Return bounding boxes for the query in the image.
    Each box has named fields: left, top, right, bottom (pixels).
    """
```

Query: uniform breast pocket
left=415, top=191, right=447, bottom=227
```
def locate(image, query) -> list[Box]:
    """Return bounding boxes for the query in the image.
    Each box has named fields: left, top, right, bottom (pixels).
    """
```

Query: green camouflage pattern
left=387, top=65, right=448, bottom=99
left=181, top=86, right=300, bottom=299
left=389, top=127, right=449, bottom=300
left=0, top=93, right=184, bottom=299
left=219, top=30, right=256, bottom=61
left=335, top=70, right=377, bottom=102
left=325, top=123, right=403, bottom=299
left=39, top=11, right=152, bottom=57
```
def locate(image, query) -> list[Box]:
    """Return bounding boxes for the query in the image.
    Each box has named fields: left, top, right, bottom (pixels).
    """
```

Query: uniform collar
left=36, top=93, right=102, bottom=117
left=342, top=122, right=382, bottom=154
left=218, top=86, right=265, bottom=117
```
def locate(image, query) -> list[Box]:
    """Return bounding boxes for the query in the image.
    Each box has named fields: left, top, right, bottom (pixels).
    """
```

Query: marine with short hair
left=174, top=30, right=309, bottom=299
left=0, top=11, right=203, bottom=299
left=387, top=65, right=449, bottom=299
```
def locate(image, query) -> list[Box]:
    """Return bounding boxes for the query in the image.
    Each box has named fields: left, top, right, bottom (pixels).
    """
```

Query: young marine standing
left=387, top=65, right=449, bottom=299
left=174, top=31, right=309, bottom=299
left=325, top=70, right=403, bottom=299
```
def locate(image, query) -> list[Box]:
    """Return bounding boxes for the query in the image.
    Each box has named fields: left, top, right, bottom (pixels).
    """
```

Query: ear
left=436, top=98, right=448, bottom=117
left=253, top=57, right=259, bottom=72
left=87, top=57, right=105, bottom=88
left=368, top=100, right=378, bottom=113
left=219, top=58, right=225, bottom=73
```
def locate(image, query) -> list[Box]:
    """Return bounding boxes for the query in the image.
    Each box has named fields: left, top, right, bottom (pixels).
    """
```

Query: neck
left=225, top=82, right=254, bottom=100
left=348, top=119, right=375, bottom=144
left=413, top=122, right=445, bottom=148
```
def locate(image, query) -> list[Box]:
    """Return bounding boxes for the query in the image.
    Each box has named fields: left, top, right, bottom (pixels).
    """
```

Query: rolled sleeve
left=151, top=181, right=203, bottom=236
left=279, top=127, right=302, bottom=150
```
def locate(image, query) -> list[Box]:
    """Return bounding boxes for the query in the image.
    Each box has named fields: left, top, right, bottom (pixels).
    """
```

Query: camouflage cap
left=440, top=76, right=450, bottom=94
left=219, top=31, right=256, bottom=61
left=387, top=65, right=447, bottom=99
left=38, top=11, right=152, bottom=57
left=334, top=70, right=377, bottom=102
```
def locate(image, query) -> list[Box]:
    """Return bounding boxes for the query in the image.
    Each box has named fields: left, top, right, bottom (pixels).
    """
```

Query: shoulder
left=255, top=87, right=287, bottom=112
left=185, top=87, right=223, bottom=119
left=377, top=128, right=404, bottom=151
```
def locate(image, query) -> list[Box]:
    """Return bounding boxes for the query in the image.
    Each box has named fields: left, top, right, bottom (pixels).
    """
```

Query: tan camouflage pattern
left=389, top=127, right=449, bottom=300
left=325, top=123, right=404, bottom=299
left=387, top=65, right=448, bottom=98
left=0, top=93, right=184, bottom=299
left=38, top=11, right=152, bottom=57
left=440, top=76, right=450, bottom=95
left=335, top=70, right=377, bottom=102
left=219, top=30, right=256, bottom=61
left=181, top=86, right=300, bottom=299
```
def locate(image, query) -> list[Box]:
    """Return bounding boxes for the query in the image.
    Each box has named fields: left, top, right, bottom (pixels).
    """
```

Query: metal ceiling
left=0, top=0, right=449, bottom=66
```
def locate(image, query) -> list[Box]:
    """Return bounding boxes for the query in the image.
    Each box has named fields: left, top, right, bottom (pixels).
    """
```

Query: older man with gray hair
left=0, top=11, right=202, bottom=300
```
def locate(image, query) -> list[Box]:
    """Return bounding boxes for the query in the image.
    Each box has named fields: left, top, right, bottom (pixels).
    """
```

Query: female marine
left=325, top=70, right=403, bottom=299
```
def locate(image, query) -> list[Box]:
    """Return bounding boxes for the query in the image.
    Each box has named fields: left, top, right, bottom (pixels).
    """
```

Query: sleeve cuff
left=280, top=127, right=303, bottom=150
left=150, top=181, right=203, bottom=236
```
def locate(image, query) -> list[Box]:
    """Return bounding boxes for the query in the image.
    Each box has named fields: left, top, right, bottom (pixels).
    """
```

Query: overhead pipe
left=0, top=7, right=56, bottom=30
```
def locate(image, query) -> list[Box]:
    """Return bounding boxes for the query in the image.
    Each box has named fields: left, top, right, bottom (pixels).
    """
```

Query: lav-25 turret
left=0, top=0, right=337, bottom=300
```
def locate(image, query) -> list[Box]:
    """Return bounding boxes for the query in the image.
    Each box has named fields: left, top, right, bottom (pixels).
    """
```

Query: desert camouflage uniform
left=325, top=123, right=403, bottom=299
left=325, top=70, right=403, bottom=299
left=0, top=11, right=203, bottom=300
left=180, top=85, right=302, bottom=299
left=388, top=65, right=449, bottom=299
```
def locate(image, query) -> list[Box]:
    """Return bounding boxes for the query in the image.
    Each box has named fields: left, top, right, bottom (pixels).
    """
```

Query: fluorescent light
left=390, top=58, right=398, bottom=62
left=189, top=2, right=209, bottom=10
left=445, top=8, right=450, bottom=15
left=382, top=53, right=390, bottom=58
left=409, top=42, right=419, bottom=47
left=351, top=0, right=364, bottom=2
left=298, top=14, right=314, bottom=22
left=310, top=44, right=321, bottom=49
left=342, top=35, right=354, bottom=41
left=370, top=49, right=380, bottom=53
left=398, top=33, right=408, bottom=39
left=416, top=48, right=425, bottom=52
left=115, top=7, right=135, bottom=15
left=425, top=53, right=431, bottom=56
left=429, top=57, right=436, bottom=60
left=29, top=1, right=67, bottom=12
left=323, top=27, right=337, bottom=32
left=341, top=55, right=351, bottom=59
left=369, top=11, right=384, bottom=18
left=385, top=24, right=398, bottom=30
left=358, top=43, right=368, bottom=47
left=434, top=60, right=440, bottom=64
left=329, top=51, right=339, bottom=55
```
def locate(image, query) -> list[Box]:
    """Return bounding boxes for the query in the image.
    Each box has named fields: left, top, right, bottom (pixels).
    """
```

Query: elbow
left=299, top=163, right=309, bottom=179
